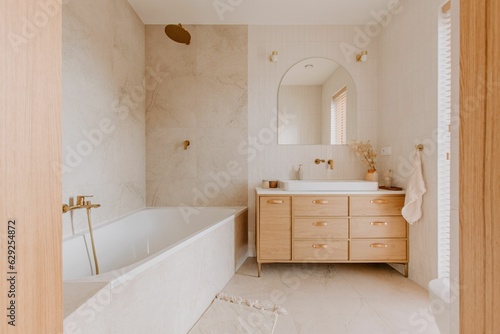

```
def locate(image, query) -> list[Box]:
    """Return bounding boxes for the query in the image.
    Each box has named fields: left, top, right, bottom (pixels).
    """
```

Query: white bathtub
left=63, top=207, right=248, bottom=334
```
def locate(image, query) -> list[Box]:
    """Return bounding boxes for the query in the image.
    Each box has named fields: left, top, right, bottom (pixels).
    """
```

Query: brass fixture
left=270, top=51, right=278, bottom=62
left=416, top=144, right=424, bottom=151
left=62, top=195, right=101, bottom=213
left=85, top=206, right=100, bottom=275
left=62, top=195, right=101, bottom=275
left=328, top=159, right=334, bottom=170
left=356, top=50, right=368, bottom=62
left=164, top=24, right=191, bottom=45
left=183, top=140, right=190, bottom=150
left=314, top=158, right=325, bottom=164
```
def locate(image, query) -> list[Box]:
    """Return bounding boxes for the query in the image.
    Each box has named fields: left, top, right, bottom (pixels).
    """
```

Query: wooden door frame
left=0, top=1, right=63, bottom=333
left=460, top=0, right=500, bottom=332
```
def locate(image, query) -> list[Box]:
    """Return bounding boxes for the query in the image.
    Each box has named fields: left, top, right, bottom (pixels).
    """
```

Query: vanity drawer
left=350, top=239, right=407, bottom=261
left=294, top=240, right=348, bottom=261
left=260, top=196, right=291, bottom=217
left=350, top=195, right=404, bottom=216
left=293, top=196, right=348, bottom=217
left=294, top=218, right=348, bottom=239
left=350, top=217, right=407, bottom=238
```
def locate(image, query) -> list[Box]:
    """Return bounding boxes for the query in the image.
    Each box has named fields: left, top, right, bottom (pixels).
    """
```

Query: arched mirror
left=278, top=58, right=357, bottom=145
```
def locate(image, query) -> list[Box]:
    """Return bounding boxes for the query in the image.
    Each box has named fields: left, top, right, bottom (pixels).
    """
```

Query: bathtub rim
left=63, top=206, right=247, bottom=288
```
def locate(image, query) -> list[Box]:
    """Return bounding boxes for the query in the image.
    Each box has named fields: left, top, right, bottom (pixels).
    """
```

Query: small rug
left=188, top=293, right=287, bottom=334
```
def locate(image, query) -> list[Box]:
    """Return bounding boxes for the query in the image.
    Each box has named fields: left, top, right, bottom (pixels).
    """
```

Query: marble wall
left=377, top=0, right=441, bottom=289
left=145, top=25, right=248, bottom=207
left=247, top=25, right=379, bottom=254
left=62, top=0, right=146, bottom=238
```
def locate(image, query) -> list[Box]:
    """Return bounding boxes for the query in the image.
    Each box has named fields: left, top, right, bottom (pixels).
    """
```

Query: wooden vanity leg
left=403, top=263, right=409, bottom=277
left=257, top=263, right=261, bottom=277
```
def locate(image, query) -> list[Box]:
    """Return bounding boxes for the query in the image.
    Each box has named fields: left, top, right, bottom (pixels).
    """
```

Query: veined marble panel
left=62, top=0, right=146, bottom=237
left=146, top=25, right=248, bottom=207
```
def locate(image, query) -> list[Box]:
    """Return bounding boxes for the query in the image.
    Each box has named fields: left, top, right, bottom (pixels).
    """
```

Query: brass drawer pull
left=370, top=243, right=388, bottom=248
left=312, top=244, right=329, bottom=249
left=370, top=221, right=387, bottom=226
left=312, top=222, right=328, bottom=227
left=312, top=200, right=329, bottom=204
left=370, top=199, right=388, bottom=204
left=267, top=199, right=284, bottom=204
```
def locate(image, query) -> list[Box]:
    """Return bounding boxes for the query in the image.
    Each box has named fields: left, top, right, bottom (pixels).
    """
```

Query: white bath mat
left=188, top=293, right=287, bottom=334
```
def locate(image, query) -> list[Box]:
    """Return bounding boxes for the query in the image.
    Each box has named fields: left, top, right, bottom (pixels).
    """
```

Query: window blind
left=331, top=86, right=347, bottom=145
left=437, top=3, right=451, bottom=279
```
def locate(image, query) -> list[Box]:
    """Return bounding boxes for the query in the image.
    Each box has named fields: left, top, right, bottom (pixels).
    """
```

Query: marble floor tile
left=222, top=258, right=440, bottom=334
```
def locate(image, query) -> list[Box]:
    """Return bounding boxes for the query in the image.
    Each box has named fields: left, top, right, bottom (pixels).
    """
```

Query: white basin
left=278, top=179, right=378, bottom=191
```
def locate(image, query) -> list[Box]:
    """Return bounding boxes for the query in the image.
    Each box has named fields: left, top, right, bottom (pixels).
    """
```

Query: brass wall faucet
left=62, top=195, right=101, bottom=213
left=315, top=158, right=334, bottom=170
left=328, top=159, right=334, bottom=170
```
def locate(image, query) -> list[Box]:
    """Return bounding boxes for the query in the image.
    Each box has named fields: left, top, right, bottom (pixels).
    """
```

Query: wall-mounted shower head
left=164, top=24, right=191, bottom=45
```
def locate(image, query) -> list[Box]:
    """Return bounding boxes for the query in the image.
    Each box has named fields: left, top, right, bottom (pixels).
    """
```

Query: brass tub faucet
left=62, top=195, right=101, bottom=213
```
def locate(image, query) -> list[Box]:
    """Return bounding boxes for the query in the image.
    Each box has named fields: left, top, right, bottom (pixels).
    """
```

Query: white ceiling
left=128, top=0, right=393, bottom=25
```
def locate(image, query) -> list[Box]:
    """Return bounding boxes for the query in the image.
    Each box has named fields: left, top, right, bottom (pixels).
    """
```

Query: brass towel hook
left=183, top=140, right=190, bottom=150
left=416, top=144, right=424, bottom=151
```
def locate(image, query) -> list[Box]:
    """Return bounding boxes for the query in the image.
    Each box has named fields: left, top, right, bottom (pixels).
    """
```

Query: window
left=438, top=1, right=451, bottom=279
left=331, top=86, right=347, bottom=145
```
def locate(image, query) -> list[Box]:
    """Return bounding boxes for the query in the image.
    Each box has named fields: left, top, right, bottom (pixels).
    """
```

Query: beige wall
left=62, top=0, right=146, bottom=238
left=247, top=25, right=379, bottom=254
left=145, top=25, right=248, bottom=207
left=377, top=0, right=441, bottom=288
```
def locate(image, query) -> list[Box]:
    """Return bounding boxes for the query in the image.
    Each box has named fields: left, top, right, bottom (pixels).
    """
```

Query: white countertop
left=255, top=187, right=406, bottom=195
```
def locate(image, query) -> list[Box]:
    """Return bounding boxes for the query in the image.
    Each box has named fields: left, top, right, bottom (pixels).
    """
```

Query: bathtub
left=63, top=207, right=248, bottom=334
left=428, top=278, right=459, bottom=334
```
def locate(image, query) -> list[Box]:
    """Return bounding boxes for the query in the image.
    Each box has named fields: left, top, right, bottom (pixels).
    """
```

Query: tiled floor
left=221, top=258, right=440, bottom=334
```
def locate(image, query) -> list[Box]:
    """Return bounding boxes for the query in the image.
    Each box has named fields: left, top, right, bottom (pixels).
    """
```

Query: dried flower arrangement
left=349, top=140, right=377, bottom=171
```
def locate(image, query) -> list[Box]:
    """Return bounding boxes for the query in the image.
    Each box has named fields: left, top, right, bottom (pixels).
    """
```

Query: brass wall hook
left=183, top=140, right=190, bottom=150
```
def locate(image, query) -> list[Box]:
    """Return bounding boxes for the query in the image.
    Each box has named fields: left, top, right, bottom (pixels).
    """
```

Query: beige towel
left=402, top=150, right=427, bottom=224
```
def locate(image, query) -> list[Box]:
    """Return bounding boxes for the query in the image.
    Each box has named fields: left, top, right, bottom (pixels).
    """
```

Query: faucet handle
left=76, top=195, right=93, bottom=206
left=328, top=159, right=334, bottom=170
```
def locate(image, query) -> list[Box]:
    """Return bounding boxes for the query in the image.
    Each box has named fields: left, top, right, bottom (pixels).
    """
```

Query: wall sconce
left=270, top=51, right=278, bottom=62
left=356, top=51, right=368, bottom=62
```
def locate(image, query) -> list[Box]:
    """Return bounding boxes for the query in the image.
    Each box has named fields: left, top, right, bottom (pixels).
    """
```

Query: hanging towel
left=402, top=149, right=427, bottom=224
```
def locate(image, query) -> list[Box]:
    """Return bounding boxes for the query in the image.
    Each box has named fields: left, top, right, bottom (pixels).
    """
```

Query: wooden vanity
left=255, top=188, right=408, bottom=276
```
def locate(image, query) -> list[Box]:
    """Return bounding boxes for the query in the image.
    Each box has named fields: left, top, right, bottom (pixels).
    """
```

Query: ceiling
left=128, top=0, right=393, bottom=25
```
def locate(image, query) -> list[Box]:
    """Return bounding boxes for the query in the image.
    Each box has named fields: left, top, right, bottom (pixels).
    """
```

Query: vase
left=365, top=169, right=379, bottom=182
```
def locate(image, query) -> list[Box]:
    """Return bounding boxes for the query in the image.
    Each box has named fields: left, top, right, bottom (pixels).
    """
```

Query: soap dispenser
left=297, top=164, right=304, bottom=180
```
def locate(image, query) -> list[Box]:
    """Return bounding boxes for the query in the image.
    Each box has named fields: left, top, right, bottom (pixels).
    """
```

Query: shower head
left=164, top=24, right=191, bottom=45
